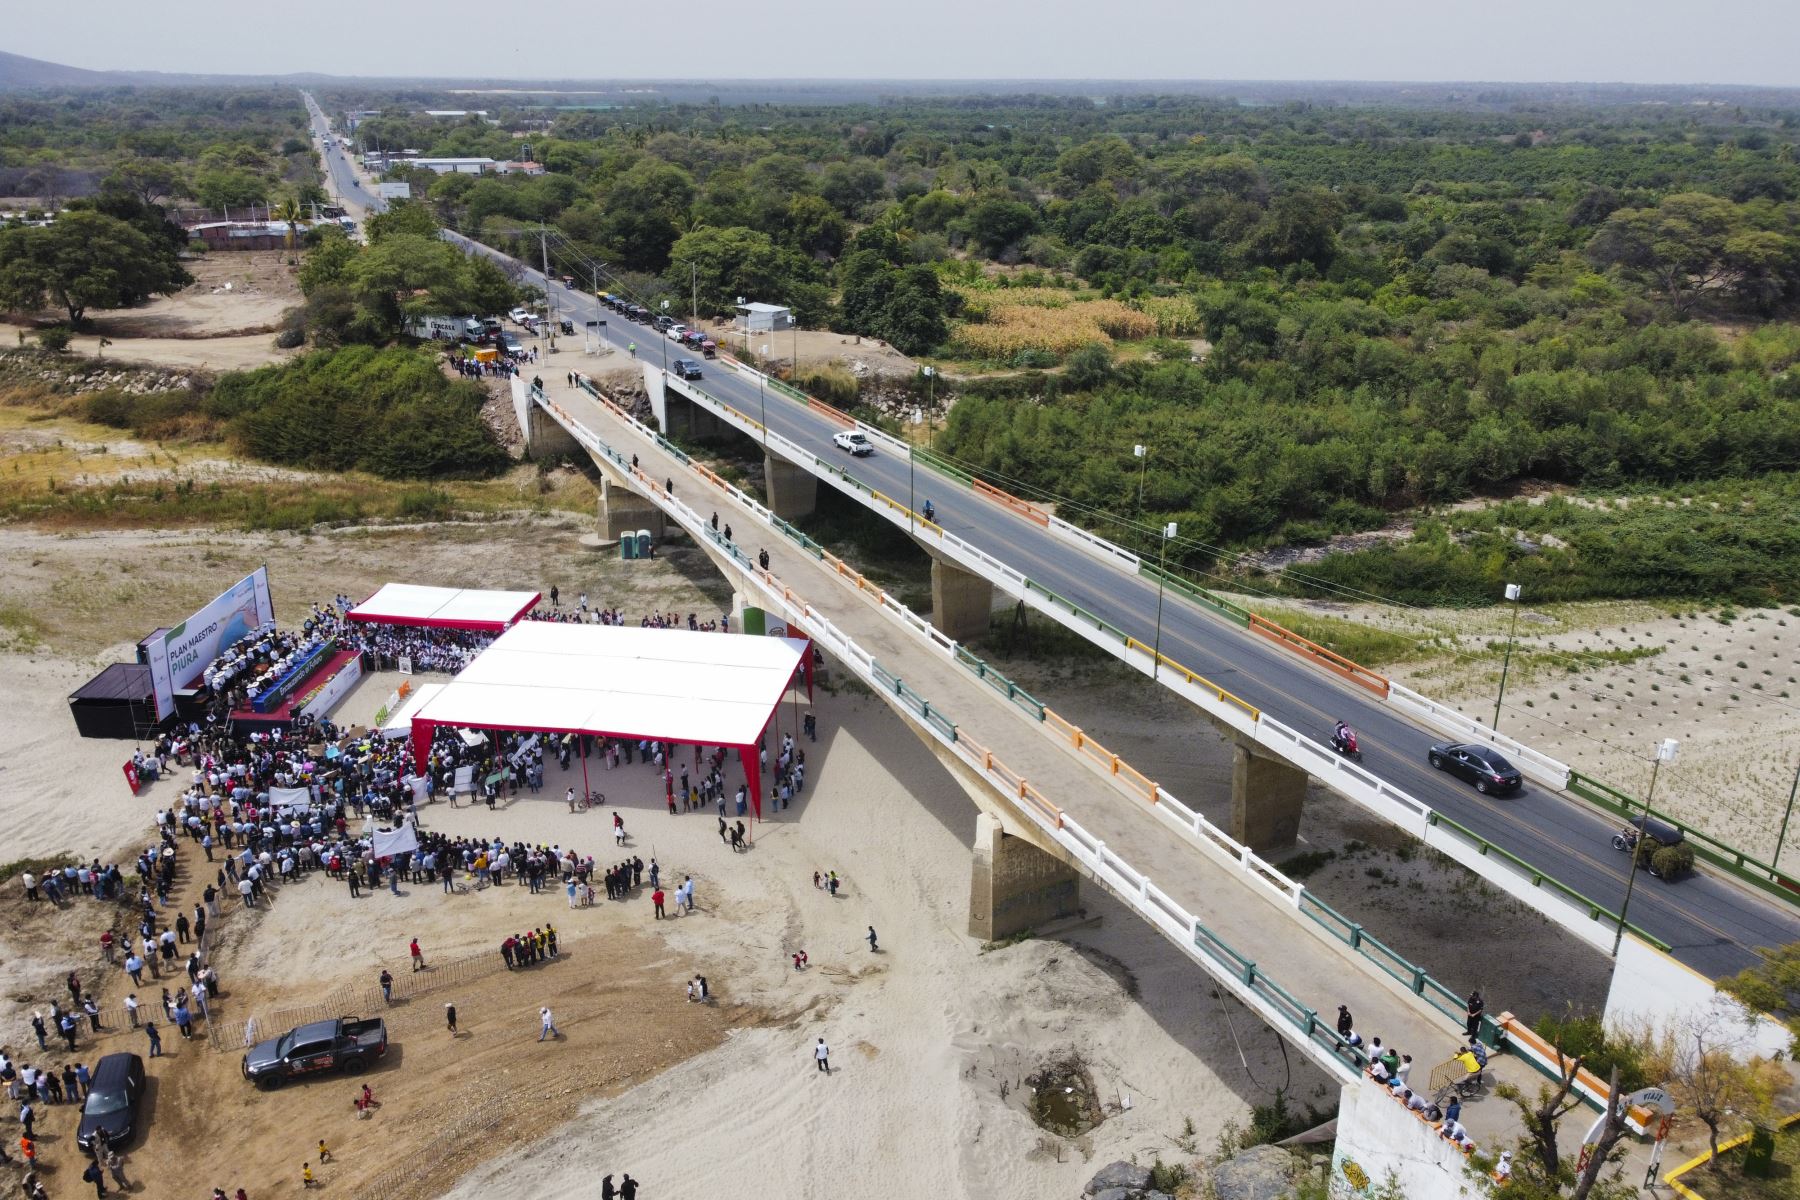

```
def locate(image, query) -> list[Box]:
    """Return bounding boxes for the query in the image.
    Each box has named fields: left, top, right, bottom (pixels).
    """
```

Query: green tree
left=103, top=158, right=187, bottom=207
left=963, top=197, right=1038, bottom=257
left=1586, top=192, right=1744, bottom=314
left=364, top=200, right=441, bottom=245
left=0, top=210, right=190, bottom=326
left=667, top=226, right=790, bottom=315
left=599, top=160, right=696, bottom=271
left=1242, top=190, right=1344, bottom=270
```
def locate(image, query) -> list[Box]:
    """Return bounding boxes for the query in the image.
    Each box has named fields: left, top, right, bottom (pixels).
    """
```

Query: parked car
left=699, top=337, right=718, bottom=358
left=508, top=307, right=532, bottom=325
left=242, top=1017, right=388, bottom=1090
left=499, top=333, right=523, bottom=355
left=1426, top=742, right=1523, bottom=794
left=671, top=358, right=704, bottom=380
left=76, top=1053, right=146, bottom=1151
left=833, top=430, right=874, bottom=456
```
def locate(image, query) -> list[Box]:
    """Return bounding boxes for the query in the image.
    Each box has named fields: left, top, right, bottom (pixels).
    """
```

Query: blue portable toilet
left=634, top=529, right=654, bottom=558
left=620, top=532, right=637, bottom=560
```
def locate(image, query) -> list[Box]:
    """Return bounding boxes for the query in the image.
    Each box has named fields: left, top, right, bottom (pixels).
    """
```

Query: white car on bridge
left=833, top=430, right=874, bottom=456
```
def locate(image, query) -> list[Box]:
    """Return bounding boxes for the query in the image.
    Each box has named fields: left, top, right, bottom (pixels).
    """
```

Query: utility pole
left=1776, top=758, right=1800, bottom=869
left=691, top=263, right=700, bottom=333
left=1613, top=737, right=1679, bottom=956
left=1493, top=583, right=1522, bottom=729
left=539, top=223, right=556, bottom=353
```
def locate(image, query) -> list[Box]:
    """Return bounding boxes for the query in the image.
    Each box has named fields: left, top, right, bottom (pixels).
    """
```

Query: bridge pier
left=968, top=812, right=1081, bottom=941
left=524, top=402, right=582, bottom=461
left=599, top=473, right=667, bottom=542
left=930, top=557, right=994, bottom=643
left=1231, top=740, right=1307, bottom=856
left=764, top=452, right=818, bottom=519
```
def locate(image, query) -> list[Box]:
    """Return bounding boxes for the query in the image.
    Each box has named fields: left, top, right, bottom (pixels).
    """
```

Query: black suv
left=77, top=1053, right=146, bottom=1151
left=672, top=358, right=704, bottom=380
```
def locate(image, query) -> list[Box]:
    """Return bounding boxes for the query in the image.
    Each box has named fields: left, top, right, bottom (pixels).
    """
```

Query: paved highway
left=304, top=83, right=1793, bottom=977
left=302, top=93, right=386, bottom=218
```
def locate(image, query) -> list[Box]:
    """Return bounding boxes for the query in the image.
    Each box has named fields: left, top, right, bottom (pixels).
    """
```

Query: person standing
left=814, top=1037, right=831, bottom=1074
left=81, top=1157, right=108, bottom=1198
left=379, top=969, right=394, bottom=1003
left=409, top=938, right=425, bottom=972
left=145, top=1021, right=162, bottom=1058
left=124, top=994, right=139, bottom=1029
left=445, top=1004, right=458, bottom=1036
left=652, top=888, right=666, bottom=919
left=538, top=1007, right=560, bottom=1042
left=1465, top=990, right=1484, bottom=1041
left=103, top=1148, right=127, bottom=1190
left=1336, top=1004, right=1354, bottom=1040
left=867, top=926, right=879, bottom=953
left=619, top=1175, right=638, bottom=1200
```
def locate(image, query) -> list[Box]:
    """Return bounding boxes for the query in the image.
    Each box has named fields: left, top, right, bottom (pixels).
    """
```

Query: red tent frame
left=409, top=641, right=813, bottom=820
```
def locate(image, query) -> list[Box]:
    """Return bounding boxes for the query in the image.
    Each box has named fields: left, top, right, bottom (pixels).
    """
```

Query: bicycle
left=585, top=789, right=606, bottom=809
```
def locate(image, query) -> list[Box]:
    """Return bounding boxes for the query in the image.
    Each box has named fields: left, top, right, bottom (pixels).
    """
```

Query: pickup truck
left=242, top=1017, right=387, bottom=1090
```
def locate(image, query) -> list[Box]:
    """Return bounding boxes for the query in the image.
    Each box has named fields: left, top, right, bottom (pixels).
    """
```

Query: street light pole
left=1152, top=521, right=1177, bottom=681
left=1134, top=443, right=1149, bottom=512
left=1613, top=737, right=1679, bottom=956
left=1776, top=759, right=1800, bottom=869
left=1493, top=582, right=1522, bottom=730
left=659, top=299, right=670, bottom=375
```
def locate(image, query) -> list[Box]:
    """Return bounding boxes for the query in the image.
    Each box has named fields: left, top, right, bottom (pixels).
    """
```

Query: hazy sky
left=14, top=0, right=1800, bottom=87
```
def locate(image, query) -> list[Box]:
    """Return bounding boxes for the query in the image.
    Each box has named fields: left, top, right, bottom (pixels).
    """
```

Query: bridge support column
left=525, top=403, right=581, bottom=461
left=968, top=813, right=1080, bottom=941
left=930, top=557, right=993, bottom=643
left=1231, top=741, right=1306, bottom=856
left=764, top=452, right=818, bottom=519
left=599, top=474, right=667, bottom=542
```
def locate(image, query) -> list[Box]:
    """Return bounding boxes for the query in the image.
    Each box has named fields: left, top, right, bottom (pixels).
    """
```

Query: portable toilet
left=620, top=532, right=636, bottom=560
left=634, top=529, right=654, bottom=558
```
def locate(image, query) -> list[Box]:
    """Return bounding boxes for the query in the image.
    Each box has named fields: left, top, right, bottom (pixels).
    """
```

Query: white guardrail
left=536, top=389, right=1364, bottom=1083
left=627, top=381, right=1628, bottom=953
left=1047, top=514, right=1143, bottom=570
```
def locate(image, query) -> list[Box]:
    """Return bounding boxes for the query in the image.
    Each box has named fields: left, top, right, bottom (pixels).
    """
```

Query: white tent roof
left=348, top=583, right=540, bottom=631
left=409, top=622, right=809, bottom=748
left=381, top=682, right=444, bottom=739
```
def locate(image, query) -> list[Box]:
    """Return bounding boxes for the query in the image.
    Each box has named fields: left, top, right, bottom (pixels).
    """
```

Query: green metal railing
left=952, top=645, right=1047, bottom=721
left=1024, top=579, right=1131, bottom=644
left=1138, top=561, right=1252, bottom=627
left=1300, top=893, right=1467, bottom=1027
left=1191, top=920, right=1366, bottom=1072
left=913, top=446, right=975, bottom=486
left=1424, top=811, right=1671, bottom=950
left=1568, top=771, right=1800, bottom=909
left=772, top=516, right=826, bottom=560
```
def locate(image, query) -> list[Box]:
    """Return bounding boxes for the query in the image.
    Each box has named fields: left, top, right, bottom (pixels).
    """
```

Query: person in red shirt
left=651, top=888, right=666, bottom=919
left=409, top=938, right=425, bottom=972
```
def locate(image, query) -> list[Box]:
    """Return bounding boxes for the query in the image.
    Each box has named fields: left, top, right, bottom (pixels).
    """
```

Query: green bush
left=211, top=347, right=507, bottom=480
left=1651, top=842, right=1695, bottom=879
left=1532, top=1007, right=1652, bottom=1091
left=37, top=326, right=72, bottom=353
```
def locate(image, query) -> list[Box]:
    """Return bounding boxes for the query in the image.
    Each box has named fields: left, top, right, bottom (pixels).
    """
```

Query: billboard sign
left=146, top=567, right=276, bottom=721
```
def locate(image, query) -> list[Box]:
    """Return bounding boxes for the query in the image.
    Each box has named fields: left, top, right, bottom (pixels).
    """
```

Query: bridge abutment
left=524, top=402, right=582, bottom=461
left=930, top=557, right=994, bottom=643
left=599, top=473, right=667, bottom=542
left=764, top=453, right=819, bottom=519
left=968, top=812, right=1081, bottom=941
left=1231, top=741, right=1306, bottom=855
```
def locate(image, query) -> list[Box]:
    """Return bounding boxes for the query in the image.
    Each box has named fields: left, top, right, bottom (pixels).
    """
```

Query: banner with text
left=146, top=566, right=276, bottom=721
left=298, top=654, right=363, bottom=720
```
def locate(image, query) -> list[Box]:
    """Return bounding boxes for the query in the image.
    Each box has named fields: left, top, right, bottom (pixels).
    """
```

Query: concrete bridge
left=519, top=373, right=1543, bottom=1195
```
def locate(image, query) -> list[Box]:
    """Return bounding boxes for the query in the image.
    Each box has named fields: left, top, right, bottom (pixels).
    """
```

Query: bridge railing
left=565, top=382, right=1670, bottom=955
left=534, top=390, right=1385, bottom=1081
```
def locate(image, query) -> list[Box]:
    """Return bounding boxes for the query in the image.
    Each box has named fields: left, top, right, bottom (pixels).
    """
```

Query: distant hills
left=4, top=50, right=1800, bottom=109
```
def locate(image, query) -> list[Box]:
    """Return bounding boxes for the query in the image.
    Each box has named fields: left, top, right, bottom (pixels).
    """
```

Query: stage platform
left=229, top=648, right=362, bottom=730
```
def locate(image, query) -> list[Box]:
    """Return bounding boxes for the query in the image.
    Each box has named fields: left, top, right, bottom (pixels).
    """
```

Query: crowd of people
left=1335, top=999, right=1490, bottom=1156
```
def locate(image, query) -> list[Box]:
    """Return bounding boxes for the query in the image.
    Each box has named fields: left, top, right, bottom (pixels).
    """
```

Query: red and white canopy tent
left=347, top=583, right=541, bottom=632
left=407, top=621, right=812, bottom=819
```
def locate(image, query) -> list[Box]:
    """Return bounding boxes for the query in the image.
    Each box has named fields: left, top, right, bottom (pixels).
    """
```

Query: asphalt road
left=302, top=93, right=386, bottom=217
left=315, top=116, right=1796, bottom=978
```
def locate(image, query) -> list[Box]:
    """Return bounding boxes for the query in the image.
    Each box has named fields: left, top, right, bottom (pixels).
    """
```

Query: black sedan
left=1427, top=742, right=1523, bottom=795
left=77, top=1052, right=146, bottom=1151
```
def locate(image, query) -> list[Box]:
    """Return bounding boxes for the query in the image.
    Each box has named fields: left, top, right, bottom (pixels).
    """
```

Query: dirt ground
left=1, top=250, right=301, bottom=374
left=695, top=318, right=920, bottom=378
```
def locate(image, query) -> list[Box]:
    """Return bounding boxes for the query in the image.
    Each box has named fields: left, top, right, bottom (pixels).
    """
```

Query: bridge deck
left=545, top=375, right=1535, bottom=1143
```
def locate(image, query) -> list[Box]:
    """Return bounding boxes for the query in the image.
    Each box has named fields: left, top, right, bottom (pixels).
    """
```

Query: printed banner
left=123, top=761, right=140, bottom=795
left=147, top=566, right=277, bottom=721
left=298, top=654, right=363, bottom=719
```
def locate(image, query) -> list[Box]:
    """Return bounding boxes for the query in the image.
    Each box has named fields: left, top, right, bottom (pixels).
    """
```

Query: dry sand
left=0, top=524, right=1308, bottom=1199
